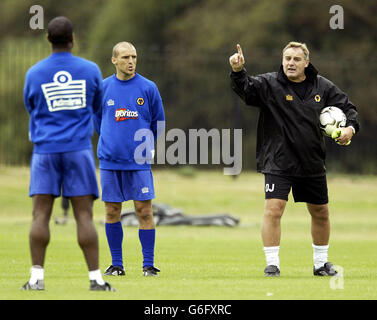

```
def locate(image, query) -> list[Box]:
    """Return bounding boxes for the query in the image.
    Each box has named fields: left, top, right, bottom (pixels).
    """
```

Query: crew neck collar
left=113, top=73, right=138, bottom=83
left=50, top=51, right=73, bottom=57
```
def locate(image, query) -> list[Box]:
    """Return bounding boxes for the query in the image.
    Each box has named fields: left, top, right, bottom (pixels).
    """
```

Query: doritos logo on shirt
left=115, top=108, right=139, bottom=122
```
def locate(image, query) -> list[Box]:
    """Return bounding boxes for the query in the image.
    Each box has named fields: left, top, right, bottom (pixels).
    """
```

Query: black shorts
left=264, top=174, right=328, bottom=204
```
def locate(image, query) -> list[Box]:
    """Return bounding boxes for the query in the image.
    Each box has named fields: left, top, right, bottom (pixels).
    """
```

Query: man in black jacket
left=229, top=42, right=359, bottom=277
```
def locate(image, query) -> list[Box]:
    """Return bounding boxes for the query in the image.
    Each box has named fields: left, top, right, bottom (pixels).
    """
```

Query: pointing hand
left=229, top=44, right=245, bottom=72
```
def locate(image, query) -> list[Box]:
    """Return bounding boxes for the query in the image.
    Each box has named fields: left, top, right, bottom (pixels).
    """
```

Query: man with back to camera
left=229, top=42, right=359, bottom=277
left=94, top=42, right=165, bottom=277
left=22, top=16, right=114, bottom=291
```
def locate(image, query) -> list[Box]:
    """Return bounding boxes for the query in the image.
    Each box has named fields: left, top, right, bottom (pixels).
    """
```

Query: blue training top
left=94, top=73, right=165, bottom=171
left=23, top=52, right=103, bottom=153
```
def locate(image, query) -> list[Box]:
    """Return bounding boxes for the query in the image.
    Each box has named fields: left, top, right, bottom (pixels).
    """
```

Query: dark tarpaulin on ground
left=120, top=203, right=240, bottom=227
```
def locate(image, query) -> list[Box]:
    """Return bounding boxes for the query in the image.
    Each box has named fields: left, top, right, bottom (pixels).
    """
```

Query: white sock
left=29, top=265, right=44, bottom=285
left=312, top=244, right=329, bottom=269
left=89, top=269, right=105, bottom=285
left=263, top=246, right=280, bottom=268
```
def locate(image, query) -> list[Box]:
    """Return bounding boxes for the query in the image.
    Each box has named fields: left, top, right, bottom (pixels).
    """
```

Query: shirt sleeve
left=92, top=67, right=103, bottom=135
left=23, top=70, right=33, bottom=115
left=149, top=83, right=165, bottom=140
left=325, top=81, right=360, bottom=134
left=230, top=68, right=265, bottom=107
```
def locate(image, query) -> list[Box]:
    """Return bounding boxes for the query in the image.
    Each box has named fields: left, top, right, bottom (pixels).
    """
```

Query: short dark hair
left=47, top=16, right=73, bottom=46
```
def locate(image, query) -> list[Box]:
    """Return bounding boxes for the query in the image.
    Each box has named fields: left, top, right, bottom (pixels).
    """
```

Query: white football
left=319, top=106, right=346, bottom=137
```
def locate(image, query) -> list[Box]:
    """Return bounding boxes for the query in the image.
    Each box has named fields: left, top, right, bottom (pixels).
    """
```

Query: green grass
left=0, top=166, right=376, bottom=300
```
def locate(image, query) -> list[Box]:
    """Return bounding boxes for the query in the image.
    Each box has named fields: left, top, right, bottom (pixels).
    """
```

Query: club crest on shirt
left=286, top=94, right=293, bottom=101
left=137, top=97, right=145, bottom=106
left=107, top=99, right=115, bottom=106
left=115, top=108, right=138, bottom=122
left=314, top=94, right=321, bottom=102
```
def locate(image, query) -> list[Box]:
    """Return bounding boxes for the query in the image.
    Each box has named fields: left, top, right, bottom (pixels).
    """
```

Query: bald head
left=111, top=42, right=137, bottom=80
left=112, top=42, right=136, bottom=58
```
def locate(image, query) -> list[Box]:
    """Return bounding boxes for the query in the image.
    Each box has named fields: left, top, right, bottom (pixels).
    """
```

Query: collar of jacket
left=277, top=62, right=318, bottom=84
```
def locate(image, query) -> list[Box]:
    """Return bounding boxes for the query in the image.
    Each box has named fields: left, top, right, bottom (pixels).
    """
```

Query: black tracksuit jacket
left=230, top=63, right=360, bottom=177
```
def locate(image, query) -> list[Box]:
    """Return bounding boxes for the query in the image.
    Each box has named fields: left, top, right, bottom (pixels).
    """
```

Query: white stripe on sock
left=89, top=269, right=105, bottom=285
left=29, top=265, right=44, bottom=285
left=263, top=246, right=280, bottom=268
left=312, top=244, right=329, bottom=269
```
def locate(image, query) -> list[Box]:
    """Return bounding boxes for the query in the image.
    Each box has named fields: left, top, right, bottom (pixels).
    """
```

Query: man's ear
left=111, top=56, right=117, bottom=65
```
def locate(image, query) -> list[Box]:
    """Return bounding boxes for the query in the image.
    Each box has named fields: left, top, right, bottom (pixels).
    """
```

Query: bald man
left=94, top=42, right=165, bottom=277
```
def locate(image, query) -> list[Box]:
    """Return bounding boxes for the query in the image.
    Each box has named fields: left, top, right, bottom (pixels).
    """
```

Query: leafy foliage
left=0, top=0, right=375, bottom=172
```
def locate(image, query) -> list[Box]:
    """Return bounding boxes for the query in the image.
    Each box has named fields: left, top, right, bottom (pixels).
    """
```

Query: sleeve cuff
left=348, top=126, right=356, bottom=135
left=230, top=67, right=246, bottom=75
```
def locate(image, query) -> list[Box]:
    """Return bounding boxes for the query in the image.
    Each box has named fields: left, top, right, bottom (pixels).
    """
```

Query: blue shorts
left=100, top=169, right=155, bottom=202
left=29, top=149, right=99, bottom=199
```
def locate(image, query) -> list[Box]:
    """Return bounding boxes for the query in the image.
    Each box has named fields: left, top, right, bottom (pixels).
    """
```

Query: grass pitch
left=0, top=167, right=376, bottom=300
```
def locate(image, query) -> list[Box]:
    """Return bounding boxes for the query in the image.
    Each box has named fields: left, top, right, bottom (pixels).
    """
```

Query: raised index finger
left=237, top=44, right=243, bottom=56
